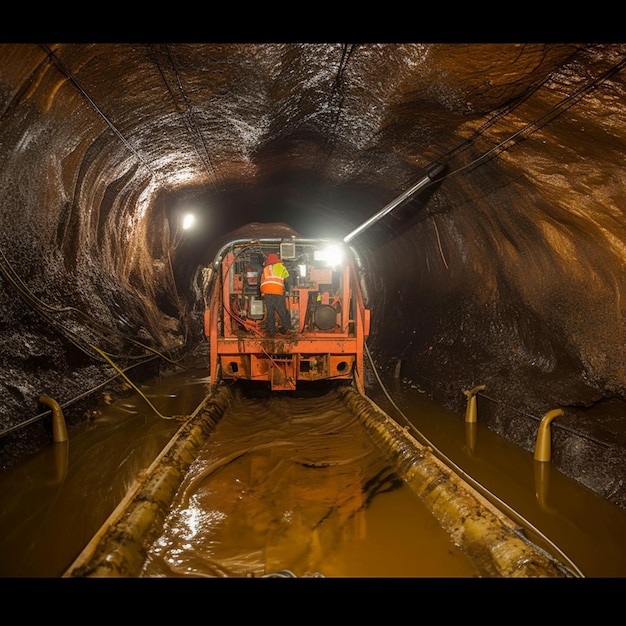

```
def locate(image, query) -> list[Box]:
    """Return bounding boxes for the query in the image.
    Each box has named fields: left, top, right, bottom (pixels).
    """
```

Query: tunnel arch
left=1, top=43, right=625, bottom=511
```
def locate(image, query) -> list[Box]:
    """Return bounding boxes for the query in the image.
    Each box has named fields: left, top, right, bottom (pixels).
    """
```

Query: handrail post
left=534, top=408, right=564, bottom=462
left=463, top=385, right=486, bottom=423
left=39, top=395, right=68, bottom=443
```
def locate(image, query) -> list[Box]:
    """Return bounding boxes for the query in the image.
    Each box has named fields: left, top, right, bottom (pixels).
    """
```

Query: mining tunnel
left=1, top=43, right=625, bottom=512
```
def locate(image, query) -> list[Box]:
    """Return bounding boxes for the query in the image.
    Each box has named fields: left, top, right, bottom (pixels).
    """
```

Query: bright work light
left=182, top=213, right=196, bottom=230
left=314, top=244, right=343, bottom=267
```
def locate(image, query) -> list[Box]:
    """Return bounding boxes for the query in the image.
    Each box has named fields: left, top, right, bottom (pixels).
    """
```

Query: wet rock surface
left=1, top=43, right=625, bottom=509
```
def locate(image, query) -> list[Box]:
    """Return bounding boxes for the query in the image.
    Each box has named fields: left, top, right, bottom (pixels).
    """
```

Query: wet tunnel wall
left=1, top=43, right=625, bottom=509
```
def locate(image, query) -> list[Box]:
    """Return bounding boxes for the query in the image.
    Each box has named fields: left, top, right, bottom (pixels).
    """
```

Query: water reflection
left=0, top=366, right=203, bottom=577
left=368, top=378, right=626, bottom=577
left=140, top=389, right=481, bottom=578
left=534, top=460, right=558, bottom=515
left=2, top=363, right=625, bottom=577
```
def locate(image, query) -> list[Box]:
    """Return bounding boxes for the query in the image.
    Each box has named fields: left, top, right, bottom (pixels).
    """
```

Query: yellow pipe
left=534, top=408, right=564, bottom=462
left=39, top=395, right=68, bottom=443
left=463, top=385, right=486, bottom=423
left=337, top=385, right=571, bottom=578
left=65, top=384, right=234, bottom=578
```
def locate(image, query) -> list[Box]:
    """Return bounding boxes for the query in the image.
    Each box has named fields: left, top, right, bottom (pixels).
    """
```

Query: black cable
left=0, top=246, right=176, bottom=364
left=148, top=44, right=222, bottom=191
left=39, top=44, right=157, bottom=179
left=400, top=51, right=626, bottom=196
left=443, top=54, right=626, bottom=181
left=0, top=355, right=159, bottom=439
left=363, top=341, right=584, bottom=577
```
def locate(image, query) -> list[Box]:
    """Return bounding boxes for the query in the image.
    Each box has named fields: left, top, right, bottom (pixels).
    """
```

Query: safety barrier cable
left=411, top=361, right=612, bottom=450
left=0, top=355, right=159, bottom=439
left=363, top=341, right=585, bottom=578
left=0, top=242, right=196, bottom=434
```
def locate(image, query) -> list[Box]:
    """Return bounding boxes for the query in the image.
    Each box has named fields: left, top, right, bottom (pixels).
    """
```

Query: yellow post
left=534, top=408, right=564, bottom=462
left=39, top=396, right=68, bottom=443
left=463, top=385, right=486, bottom=423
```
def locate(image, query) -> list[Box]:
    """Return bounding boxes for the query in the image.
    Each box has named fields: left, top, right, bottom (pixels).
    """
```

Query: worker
left=260, top=252, right=291, bottom=335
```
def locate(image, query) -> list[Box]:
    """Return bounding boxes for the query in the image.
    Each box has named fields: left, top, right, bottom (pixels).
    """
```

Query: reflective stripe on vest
left=260, top=264, right=284, bottom=294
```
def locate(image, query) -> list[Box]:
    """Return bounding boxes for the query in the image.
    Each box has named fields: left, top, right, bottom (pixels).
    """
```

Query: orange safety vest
left=260, top=263, right=288, bottom=295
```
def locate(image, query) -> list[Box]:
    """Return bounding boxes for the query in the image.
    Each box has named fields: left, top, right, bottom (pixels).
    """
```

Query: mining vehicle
left=203, top=237, right=370, bottom=392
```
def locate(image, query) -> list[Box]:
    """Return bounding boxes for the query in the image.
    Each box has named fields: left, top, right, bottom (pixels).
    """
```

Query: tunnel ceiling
left=2, top=42, right=626, bottom=509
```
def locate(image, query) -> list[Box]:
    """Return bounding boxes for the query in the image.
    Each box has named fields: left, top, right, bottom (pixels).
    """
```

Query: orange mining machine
left=203, top=237, right=370, bottom=392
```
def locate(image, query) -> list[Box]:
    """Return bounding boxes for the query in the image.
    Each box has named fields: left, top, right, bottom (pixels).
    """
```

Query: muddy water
left=1, top=363, right=625, bottom=577
left=368, top=379, right=626, bottom=578
left=140, top=388, right=480, bottom=578
left=0, top=367, right=196, bottom=578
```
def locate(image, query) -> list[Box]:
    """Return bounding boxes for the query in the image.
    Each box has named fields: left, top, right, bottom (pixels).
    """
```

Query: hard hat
left=266, top=253, right=280, bottom=264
